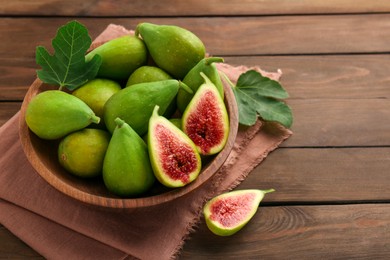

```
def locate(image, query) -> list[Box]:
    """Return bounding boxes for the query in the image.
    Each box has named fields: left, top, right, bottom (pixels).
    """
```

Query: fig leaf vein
left=223, top=70, right=293, bottom=128
left=35, top=20, right=102, bottom=91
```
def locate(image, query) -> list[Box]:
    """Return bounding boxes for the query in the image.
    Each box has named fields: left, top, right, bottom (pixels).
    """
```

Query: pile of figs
left=25, top=22, right=230, bottom=197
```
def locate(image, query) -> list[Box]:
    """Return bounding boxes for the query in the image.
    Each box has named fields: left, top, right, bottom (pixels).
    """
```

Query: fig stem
left=204, top=57, right=224, bottom=65
left=178, top=81, right=193, bottom=94
left=134, top=24, right=141, bottom=37
left=200, top=72, right=213, bottom=86
left=152, top=105, right=160, bottom=117
left=91, top=115, right=101, bottom=124
left=114, top=117, right=125, bottom=128
left=220, top=71, right=236, bottom=89
left=261, top=189, right=275, bottom=194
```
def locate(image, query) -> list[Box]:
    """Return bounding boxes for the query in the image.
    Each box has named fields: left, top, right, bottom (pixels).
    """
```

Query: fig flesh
left=177, top=57, right=224, bottom=113
left=104, top=79, right=188, bottom=135
left=148, top=106, right=201, bottom=188
left=203, top=189, right=275, bottom=236
left=182, top=72, right=229, bottom=155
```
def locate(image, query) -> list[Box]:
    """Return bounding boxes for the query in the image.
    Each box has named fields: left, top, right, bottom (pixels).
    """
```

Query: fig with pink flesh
left=148, top=105, right=201, bottom=188
left=203, top=189, right=275, bottom=236
left=182, top=72, right=229, bottom=156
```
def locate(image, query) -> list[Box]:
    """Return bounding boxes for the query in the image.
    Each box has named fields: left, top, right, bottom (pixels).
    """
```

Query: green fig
left=104, top=79, right=191, bottom=136
left=58, top=128, right=110, bottom=178
left=203, top=189, right=275, bottom=236
left=135, top=22, right=206, bottom=79
left=125, top=66, right=176, bottom=118
left=126, top=66, right=172, bottom=87
left=148, top=106, right=201, bottom=188
left=72, top=78, right=121, bottom=126
left=182, top=73, right=229, bottom=155
left=169, top=118, right=182, bottom=129
left=85, top=35, right=148, bottom=81
left=177, top=57, right=225, bottom=113
left=25, top=90, right=100, bottom=140
left=103, top=118, right=155, bottom=197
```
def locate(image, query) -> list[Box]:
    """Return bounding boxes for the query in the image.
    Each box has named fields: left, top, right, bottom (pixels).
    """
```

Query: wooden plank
left=0, top=14, right=390, bottom=60
left=2, top=54, right=390, bottom=101
left=3, top=204, right=390, bottom=258
left=286, top=99, right=390, bottom=147
left=182, top=204, right=390, bottom=258
left=0, top=102, right=20, bottom=126
left=1, top=0, right=390, bottom=16
left=0, top=58, right=36, bottom=101
left=240, top=148, right=390, bottom=202
left=0, top=225, right=43, bottom=258
left=1, top=99, right=390, bottom=147
left=224, top=55, right=390, bottom=100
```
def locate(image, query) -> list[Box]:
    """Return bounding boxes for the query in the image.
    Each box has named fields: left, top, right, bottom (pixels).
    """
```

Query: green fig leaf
left=36, top=20, right=102, bottom=91
left=225, top=70, right=293, bottom=128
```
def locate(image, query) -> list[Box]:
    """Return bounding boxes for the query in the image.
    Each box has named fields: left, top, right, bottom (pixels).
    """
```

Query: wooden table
left=1, top=1, right=390, bottom=258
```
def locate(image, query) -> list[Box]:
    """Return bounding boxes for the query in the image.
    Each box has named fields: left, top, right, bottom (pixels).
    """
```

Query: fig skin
left=177, top=57, right=225, bottom=113
left=85, top=35, right=148, bottom=81
left=135, top=22, right=206, bottom=79
left=104, top=79, right=184, bottom=136
left=72, top=78, right=121, bottom=127
left=125, top=66, right=176, bottom=118
left=182, top=72, right=229, bottom=155
left=58, top=128, right=110, bottom=178
left=25, top=90, right=100, bottom=140
left=148, top=105, right=201, bottom=188
left=203, top=189, right=275, bottom=236
left=103, top=118, right=155, bottom=197
left=126, top=65, right=172, bottom=87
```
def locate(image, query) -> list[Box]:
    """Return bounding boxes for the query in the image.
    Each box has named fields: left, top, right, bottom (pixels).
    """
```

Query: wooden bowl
left=19, top=77, right=239, bottom=208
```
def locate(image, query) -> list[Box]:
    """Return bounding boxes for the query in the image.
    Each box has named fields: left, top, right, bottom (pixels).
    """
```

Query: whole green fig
left=85, top=35, right=148, bottom=81
left=104, top=79, right=191, bottom=136
left=103, top=118, right=155, bottom=197
left=135, top=22, right=205, bottom=79
left=25, top=90, right=100, bottom=140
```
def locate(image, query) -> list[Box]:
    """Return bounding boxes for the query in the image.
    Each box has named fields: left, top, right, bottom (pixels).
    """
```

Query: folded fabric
left=0, top=24, right=292, bottom=259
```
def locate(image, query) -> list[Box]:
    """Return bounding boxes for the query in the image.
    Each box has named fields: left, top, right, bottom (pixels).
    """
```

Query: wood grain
left=224, top=55, right=390, bottom=100
left=0, top=58, right=36, bottom=101
left=2, top=54, right=390, bottom=102
left=1, top=14, right=390, bottom=61
left=241, top=147, right=390, bottom=202
left=182, top=204, right=390, bottom=258
left=3, top=203, right=390, bottom=258
left=1, top=0, right=390, bottom=16
left=2, top=54, right=390, bottom=101
left=285, top=98, right=390, bottom=147
left=4, top=98, right=390, bottom=147
left=1, top=1, right=390, bottom=258
left=0, top=203, right=388, bottom=258
left=0, top=102, right=20, bottom=126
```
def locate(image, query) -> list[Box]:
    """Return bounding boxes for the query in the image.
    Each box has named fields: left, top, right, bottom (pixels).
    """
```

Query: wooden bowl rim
left=19, top=77, right=238, bottom=208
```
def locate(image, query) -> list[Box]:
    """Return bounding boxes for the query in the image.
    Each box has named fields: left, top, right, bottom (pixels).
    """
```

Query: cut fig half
left=182, top=72, right=229, bottom=156
left=148, top=105, right=202, bottom=188
left=203, top=189, right=275, bottom=236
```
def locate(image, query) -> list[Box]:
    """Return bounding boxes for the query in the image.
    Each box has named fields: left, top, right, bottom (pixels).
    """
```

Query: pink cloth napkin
left=0, top=24, right=292, bottom=259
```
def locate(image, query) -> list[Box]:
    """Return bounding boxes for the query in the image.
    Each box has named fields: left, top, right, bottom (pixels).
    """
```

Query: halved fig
left=148, top=105, right=202, bottom=188
left=203, top=189, right=275, bottom=236
left=182, top=72, right=229, bottom=156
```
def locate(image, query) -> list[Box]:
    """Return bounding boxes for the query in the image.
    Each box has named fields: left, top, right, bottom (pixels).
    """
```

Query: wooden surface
left=1, top=0, right=390, bottom=258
